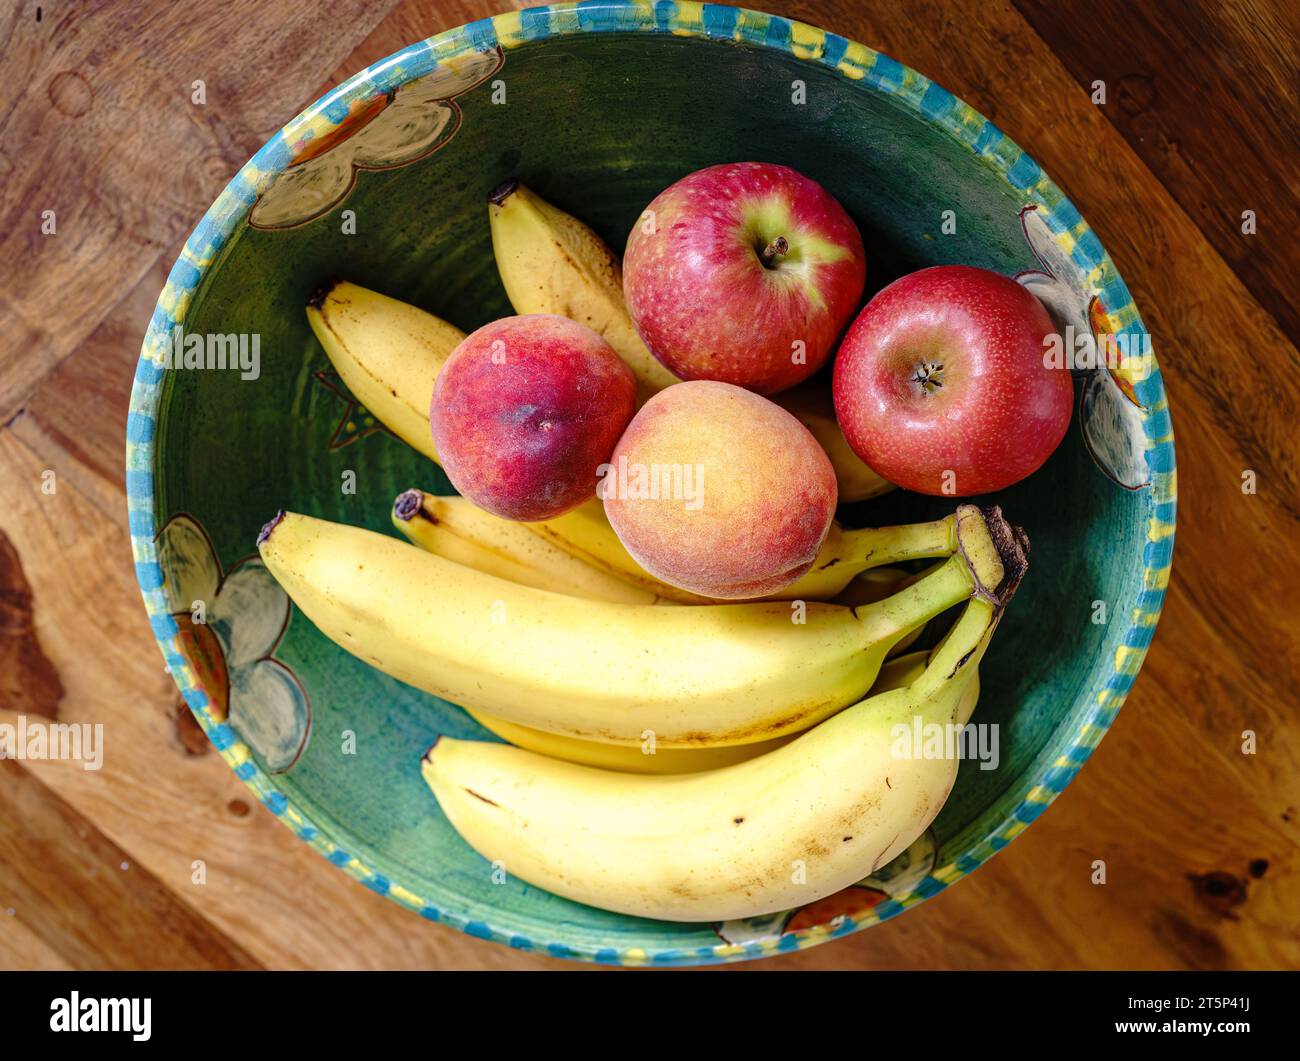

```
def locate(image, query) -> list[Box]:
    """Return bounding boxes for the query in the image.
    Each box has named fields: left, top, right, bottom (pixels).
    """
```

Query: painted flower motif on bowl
left=157, top=514, right=311, bottom=772
left=1015, top=204, right=1152, bottom=489
left=249, top=47, right=503, bottom=229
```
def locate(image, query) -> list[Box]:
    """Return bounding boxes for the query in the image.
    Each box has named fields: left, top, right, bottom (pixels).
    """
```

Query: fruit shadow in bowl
left=131, top=3, right=1174, bottom=964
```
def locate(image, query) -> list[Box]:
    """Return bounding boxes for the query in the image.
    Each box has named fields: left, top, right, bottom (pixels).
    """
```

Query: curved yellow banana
left=487, top=178, right=893, bottom=500
left=306, top=282, right=464, bottom=463
left=463, top=647, right=977, bottom=775
left=488, top=178, right=680, bottom=403
left=462, top=707, right=791, bottom=775
left=833, top=565, right=917, bottom=607
left=391, top=489, right=666, bottom=606
left=395, top=486, right=946, bottom=621
left=258, top=506, right=1014, bottom=748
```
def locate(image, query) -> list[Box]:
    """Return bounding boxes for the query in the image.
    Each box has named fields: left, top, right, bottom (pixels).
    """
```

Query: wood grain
left=0, top=758, right=261, bottom=970
left=0, top=0, right=401, bottom=419
left=1010, top=0, right=1300, bottom=341
left=0, top=0, right=1295, bottom=970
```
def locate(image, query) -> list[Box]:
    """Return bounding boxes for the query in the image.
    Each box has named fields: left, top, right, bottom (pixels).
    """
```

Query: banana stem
left=911, top=598, right=998, bottom=697
left=838, top=514, right=958, bottom=573
left=854, top=552, right=974, bottom=649
left=906, top=506, right=1030, bottom=697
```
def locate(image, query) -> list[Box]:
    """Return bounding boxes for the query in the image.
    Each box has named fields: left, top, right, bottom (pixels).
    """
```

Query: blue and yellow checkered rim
left=126, top=1, right=1176, bottom=966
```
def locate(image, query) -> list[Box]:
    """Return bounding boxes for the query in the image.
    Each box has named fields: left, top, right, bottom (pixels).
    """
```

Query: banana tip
left=257, top=510, right=286, bottom=547
left=306, top=280, right=339, bottom=310
left=488, top=177, right=519, bottom=206
left=393, top=489, right=423, bottom=522
left=421, top=736, right=444, bottom=763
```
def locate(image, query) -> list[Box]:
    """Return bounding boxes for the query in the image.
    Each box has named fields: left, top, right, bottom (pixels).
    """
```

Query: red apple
left=833, top=265, right=1073, bottom=496
left=623, top=162, right=866, bottom=395
left=430, top=314, right=636, bottom=521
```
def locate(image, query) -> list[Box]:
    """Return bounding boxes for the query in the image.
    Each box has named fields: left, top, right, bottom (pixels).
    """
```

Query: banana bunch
left=422, top=588, right=1017, bottom=923
left=257, top=504, right=1013, bottom=748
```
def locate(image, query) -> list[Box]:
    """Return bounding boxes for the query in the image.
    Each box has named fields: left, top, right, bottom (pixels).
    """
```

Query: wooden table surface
left=1, top=0, right=1296, bottom=971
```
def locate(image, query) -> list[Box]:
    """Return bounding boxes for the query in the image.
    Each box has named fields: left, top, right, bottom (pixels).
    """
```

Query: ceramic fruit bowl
left=128, top=2, right=1175, bottom=965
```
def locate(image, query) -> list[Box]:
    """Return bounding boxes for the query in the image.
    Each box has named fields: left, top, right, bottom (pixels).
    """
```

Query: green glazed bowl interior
left=128, top=2, right=1175, bottom=965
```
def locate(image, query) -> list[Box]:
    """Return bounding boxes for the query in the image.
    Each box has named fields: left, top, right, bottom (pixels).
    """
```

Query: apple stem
left=759, top=236, right=789, bottom=268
